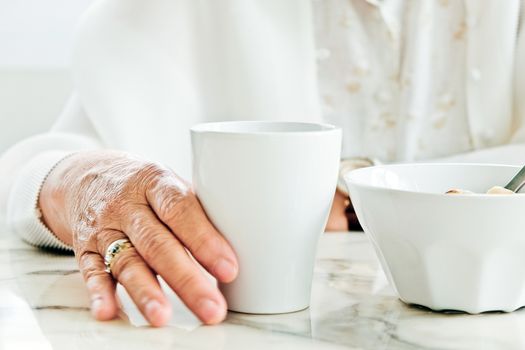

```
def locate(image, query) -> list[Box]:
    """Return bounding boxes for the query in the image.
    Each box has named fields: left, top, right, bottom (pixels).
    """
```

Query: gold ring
left=104, top=238, right=133, bottom=274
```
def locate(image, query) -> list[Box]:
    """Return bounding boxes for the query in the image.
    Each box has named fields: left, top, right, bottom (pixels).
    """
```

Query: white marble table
left=2, top=230, right=525, bottom=350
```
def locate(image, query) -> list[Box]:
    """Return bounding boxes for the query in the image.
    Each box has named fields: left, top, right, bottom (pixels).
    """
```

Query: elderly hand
left=39, top=151, right=239, bottom=327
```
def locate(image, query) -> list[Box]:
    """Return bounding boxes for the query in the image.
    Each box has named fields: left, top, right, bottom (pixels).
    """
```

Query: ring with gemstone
left=104, top=238, right=133, bottom=274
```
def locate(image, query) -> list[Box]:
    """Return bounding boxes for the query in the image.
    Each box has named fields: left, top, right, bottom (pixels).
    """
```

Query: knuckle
left=78, top=250, right=98, bottom=271
left=95, top=229, right=123, bottom=257
left=111, top=249, right=142, bottom=281
left=127, top=212, right=147, bottom=234
left=78, top=252, right=107, bottom=287
left=83, top=268, right=106, bottom=282
left=189, top=232, right=221, bottom=258
left=136, top=228, right=172, bottom=263
left=157, top=193, right=194, bottom=225
left=136, top=162, right=170, bottom=187
left=135, top=286, right=156, bottom=307
left=140, top=165, right=192, bottom=223
left=84, top=270, right=110, bottom=294
left=173, top=270, right=200, bottom=292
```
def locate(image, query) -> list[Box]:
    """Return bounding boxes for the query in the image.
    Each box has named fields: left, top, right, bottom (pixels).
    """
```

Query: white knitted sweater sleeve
left=0, top=94, right=102, bottom=250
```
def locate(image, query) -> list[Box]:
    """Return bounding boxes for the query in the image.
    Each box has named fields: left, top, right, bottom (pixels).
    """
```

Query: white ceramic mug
left=191, top=121, right=341, bottom=314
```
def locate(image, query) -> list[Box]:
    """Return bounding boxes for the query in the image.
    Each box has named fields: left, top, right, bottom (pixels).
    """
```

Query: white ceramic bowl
left=344, top=163, right=525, bottom=313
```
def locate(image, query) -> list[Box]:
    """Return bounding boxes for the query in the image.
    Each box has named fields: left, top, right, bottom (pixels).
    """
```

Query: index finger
left=145, top=173, right=238, bottom=283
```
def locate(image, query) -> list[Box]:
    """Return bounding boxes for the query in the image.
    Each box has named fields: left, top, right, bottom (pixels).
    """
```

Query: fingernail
left=197, top=299, right=224, bottom=323
left=214, top=258, right=237, bottom=282
left=145, top=300, right=163, bottom=320
left=91, top=297, right=103, bottom=317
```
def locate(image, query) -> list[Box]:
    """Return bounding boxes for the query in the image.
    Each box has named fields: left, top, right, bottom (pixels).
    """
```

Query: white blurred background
left=0, top=0, right=93, bottom=153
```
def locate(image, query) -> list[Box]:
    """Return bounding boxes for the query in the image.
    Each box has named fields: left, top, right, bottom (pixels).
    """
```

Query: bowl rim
left=343, top=162, right=525, bottom=198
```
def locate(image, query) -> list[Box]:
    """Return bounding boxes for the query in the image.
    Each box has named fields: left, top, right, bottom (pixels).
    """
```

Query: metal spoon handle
left=504, top=165, right=525, bottom=192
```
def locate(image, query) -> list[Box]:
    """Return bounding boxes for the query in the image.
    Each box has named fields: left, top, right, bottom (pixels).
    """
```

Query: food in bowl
left=446, top=186, right=515, bottom=195
left=344, top=163, right=525, bottom=313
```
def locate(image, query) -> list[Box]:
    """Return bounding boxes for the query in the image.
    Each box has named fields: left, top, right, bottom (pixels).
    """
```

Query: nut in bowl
left=344, top=163, right=525, bottom=314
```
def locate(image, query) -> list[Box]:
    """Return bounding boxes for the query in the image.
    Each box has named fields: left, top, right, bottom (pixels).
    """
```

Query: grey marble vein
left=27, top=269, right=80, bottom=276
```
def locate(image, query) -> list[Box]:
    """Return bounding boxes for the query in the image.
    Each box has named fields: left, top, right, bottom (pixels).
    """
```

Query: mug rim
left=190, top=121, right=340, bottom=135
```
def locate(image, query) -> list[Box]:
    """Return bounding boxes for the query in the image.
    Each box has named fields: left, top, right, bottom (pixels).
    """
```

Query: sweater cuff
left=7, top=151, right=75, bottom=251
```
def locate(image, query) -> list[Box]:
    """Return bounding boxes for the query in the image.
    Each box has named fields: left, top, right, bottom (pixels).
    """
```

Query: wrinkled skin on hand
left=39, top=151, right=239, bottom=326
left=39, top=150, right=349, bottom=327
